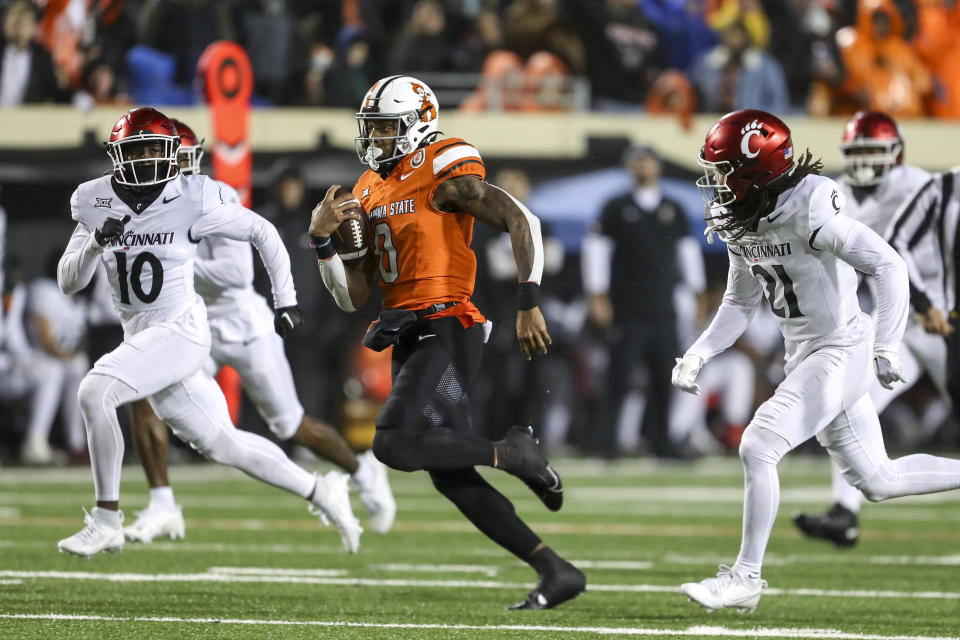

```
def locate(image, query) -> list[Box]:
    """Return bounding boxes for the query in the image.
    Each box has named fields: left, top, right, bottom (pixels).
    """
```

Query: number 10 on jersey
left=114, top=251, right=164, bottom=304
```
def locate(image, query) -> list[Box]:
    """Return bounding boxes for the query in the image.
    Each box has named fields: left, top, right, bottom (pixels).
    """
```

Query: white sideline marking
left=4, top=569, right=960, bottom=601
left=0, top=579, right=21, bottom=585
left=570, top=560, right=654, bottom=570
left=665, top=553, right=960, bottom=568
left=368, top=563, right=500, bottom=576
left=4, top=536, right=958, bottom=569
left=207, top=567, right=345, bottom=577
left=0, top=614, right=957, bottom=640
left=4, top=490, right=958, bottom=523
left=212, top=563, right=500, bottom=577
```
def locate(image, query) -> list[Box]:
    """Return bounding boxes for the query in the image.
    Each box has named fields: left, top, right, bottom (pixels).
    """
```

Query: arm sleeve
left=190, top=179, right=296, bottom=308
left=486, top=183, right=544, bottom=284
left=815, top=214, right=909, bottom=352
left=676, top=236, right=706, bottom=293
left=885, top=177, right=939, bottom=313
left=317, top=253, right=356, bottom=312
left=193, top=238, right=253, bottom=290
left=57, top=222, right=104, bottom=295
left=581, top=232, right=613, bottom=294
left=686, top=251, right=762, bottom=362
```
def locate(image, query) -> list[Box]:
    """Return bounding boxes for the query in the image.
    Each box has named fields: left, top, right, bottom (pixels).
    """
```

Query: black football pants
left=372, top=317, right=542, bottom=559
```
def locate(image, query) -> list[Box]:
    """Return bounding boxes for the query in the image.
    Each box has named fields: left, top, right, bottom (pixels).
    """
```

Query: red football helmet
left=697, top=109, right=794, bottom=210
left=170, top=118, right=204, bottom=175
left=840, top=110, right=903, bottom=187
left=106, top=107, right=181, bottom=187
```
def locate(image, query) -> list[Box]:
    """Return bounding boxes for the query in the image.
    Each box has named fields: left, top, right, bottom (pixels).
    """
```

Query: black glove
left=274, top=305, right=305, bottom=339
left=94, top=215, right=130, bottom=246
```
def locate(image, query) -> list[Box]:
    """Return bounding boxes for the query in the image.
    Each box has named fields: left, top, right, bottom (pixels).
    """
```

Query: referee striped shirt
left=886, top=167, right=958, bottom=315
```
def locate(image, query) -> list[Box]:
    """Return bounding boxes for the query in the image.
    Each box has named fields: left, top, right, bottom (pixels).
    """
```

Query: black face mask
left=132, top=161, right=162, bottom=184
left=111, top=177, right=166, bottom=213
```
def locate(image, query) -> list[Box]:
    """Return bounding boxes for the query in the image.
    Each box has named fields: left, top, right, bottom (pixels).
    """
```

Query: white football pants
left=732, top=338, right=960, bottom=576
left=78, top=324, right=315, bottom=502
left=829, top=320, right=951, bottom=513
left=208, top=330, right=305, bottom=440
left=25, top=351, right=87, bottom=452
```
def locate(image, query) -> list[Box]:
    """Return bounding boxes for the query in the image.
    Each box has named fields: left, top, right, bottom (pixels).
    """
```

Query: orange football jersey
left=353, top=137, right=487, bottom=325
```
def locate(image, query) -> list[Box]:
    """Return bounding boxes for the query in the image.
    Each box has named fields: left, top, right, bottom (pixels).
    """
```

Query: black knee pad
left=372, top=429, right=423, bottom=472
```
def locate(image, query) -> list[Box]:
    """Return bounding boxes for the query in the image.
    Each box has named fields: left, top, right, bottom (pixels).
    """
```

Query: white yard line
left=0, top=613, right=956, bottom=640
left=4, top=536, right=959, bottom=569
left=3, top=569, right=960, bottom=601
left=3, top=491, right=958, bottom=522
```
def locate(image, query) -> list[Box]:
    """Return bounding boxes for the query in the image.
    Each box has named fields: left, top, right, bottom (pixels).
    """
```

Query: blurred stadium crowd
left=0, top=0, right=956, bottom=467
left=3, top=0, right=960, bottom=118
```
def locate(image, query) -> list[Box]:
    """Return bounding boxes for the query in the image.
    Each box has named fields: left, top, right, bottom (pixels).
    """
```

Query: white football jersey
left=837, top=165, right=931, bottom=236
left=721, top=175, right=871, bottom=365
left=839, top=165, right=943, bottom=312
left=66, top=174, right=296, bottom=342
left=194, top=181, right=274, bottom=343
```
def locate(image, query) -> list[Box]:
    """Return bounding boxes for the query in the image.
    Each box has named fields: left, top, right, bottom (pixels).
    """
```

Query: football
left=330, top=186, right=370, bottom=265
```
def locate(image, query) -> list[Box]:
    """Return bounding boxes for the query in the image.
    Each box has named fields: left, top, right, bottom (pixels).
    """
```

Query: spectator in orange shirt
left=459, top=50, right=526, bottom=112
left=914, top=0, right=960, bottom=119
left=836, top=0, right=932, bottom=117
left=521, top=51, right=571, bottom=112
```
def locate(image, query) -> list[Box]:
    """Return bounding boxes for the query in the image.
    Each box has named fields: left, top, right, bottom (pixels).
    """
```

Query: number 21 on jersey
left=751, top=263, right=803, bottom=318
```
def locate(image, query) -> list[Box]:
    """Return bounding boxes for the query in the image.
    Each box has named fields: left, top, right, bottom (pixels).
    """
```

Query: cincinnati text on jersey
left=106, top=230, right=176, bottom=248
left=368, top=198, right=416, bottom=221
left=732, top=242, right=793, bottom=260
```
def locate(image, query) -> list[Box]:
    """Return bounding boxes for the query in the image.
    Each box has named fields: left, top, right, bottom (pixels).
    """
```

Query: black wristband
left=909, top=283, right=932, bottom=314
left=518, top=282, right=540, bottom=311
left=310, top=235, right=337, bottom=260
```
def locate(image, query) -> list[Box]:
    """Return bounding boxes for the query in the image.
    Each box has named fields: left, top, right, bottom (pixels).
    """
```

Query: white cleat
left=58, top=507, right=125, bottom=557
left=681, top=565, right=767, bottom=614
left=355, top=451, right=397, bottom=534
left=310, top=471, right=363, bottom=554
left=21, top=433, right=54, bottom=465
left=123, top=504, right=186, bottom=543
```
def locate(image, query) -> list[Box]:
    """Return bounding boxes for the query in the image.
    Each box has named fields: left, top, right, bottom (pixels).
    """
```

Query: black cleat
left=496, top=426, right=563, bottom=511
left=793, top=502, right=859, bottom=548
left=509, top=558, right=586, bottom=611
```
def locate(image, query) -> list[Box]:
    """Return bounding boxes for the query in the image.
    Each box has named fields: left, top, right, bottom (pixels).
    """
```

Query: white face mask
left=840, top=140, right=901, bottom=187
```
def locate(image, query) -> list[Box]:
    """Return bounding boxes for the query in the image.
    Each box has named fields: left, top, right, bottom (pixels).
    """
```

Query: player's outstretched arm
left=190, top=181, right=297, bottom=312
left=681, top=253, right=762, bottom=370
left=432, top=175, right=550, bottom=360
left=193, top=239, right=252, bottom=291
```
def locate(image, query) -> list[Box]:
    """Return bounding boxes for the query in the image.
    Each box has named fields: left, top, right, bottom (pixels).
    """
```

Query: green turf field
left=1, top=455, right=959, bottom=639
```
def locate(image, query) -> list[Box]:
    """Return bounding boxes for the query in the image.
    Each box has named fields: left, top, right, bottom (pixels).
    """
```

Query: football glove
left=874, top=349, right=907, bottom=390
left=671, top=354, right=703, bottom=395
left=94, top=215, right=130, bottom=246
left=274, top=305, right=305, bottom=339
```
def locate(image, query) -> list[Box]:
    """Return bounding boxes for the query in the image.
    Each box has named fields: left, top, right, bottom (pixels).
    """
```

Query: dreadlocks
left=709, top=150, right=824, bottom=241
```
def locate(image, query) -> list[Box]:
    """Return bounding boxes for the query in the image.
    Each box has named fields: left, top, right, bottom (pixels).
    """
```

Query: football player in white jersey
left=671, top=109, right=960, bottom=613
left=122, top=119, right=395, bottom=543
left=56, top=107, right=361, bottom=557
left=793, top=111, right=954, bottom=547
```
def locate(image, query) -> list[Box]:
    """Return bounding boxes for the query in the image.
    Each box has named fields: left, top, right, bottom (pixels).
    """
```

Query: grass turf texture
left=1, top=456, right=959, bottom=639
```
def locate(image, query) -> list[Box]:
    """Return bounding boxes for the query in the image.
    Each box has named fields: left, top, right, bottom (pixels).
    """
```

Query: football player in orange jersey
left=309, top=75, right=586, bottom=610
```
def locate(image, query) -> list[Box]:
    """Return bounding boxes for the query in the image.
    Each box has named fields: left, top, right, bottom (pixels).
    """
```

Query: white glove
left=874, top=349, right=907, bottom=390
left=671, top=354, right=704, bottom=395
